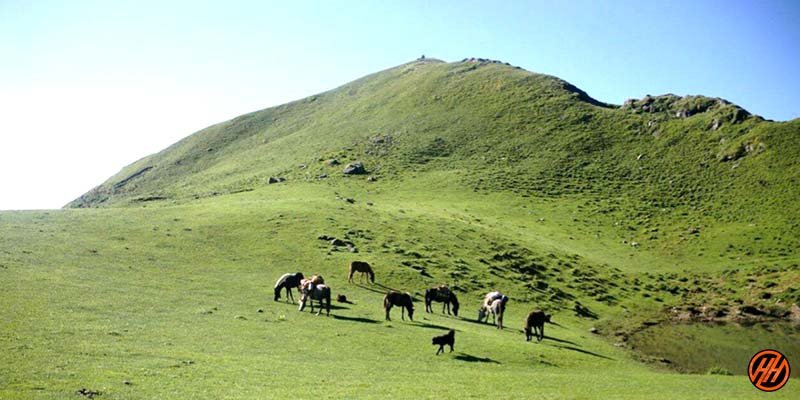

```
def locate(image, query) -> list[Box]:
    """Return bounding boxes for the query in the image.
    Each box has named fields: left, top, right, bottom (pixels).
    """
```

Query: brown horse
left=424, top=286, right=460, bottom=316
left=524, top=310, right=551, bottom=342
left=348, top=261, right=375, bottom=283
left=384, top=291, right=414, bottom=321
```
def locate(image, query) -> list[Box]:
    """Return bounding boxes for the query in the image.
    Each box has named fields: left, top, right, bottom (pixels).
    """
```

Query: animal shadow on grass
left=332, top=315, right=380, bottom=324
left=459, top=318, right=493, bottom=327
left=414, top=321, right=453, bottom=331
left=540, top=334, right=578, bottom=346
left=355, top=282, right=398, bottom=295
left=549, top=344, right=613, bottom=360
left=454, top=353, right=500, bottom=364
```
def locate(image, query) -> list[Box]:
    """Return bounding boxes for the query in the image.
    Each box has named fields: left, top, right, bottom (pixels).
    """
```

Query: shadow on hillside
left=332, top=315, right=380, bottom=324
left=354, top=282, right=397, bottom=295
left=454, top=353, right=500, bottom=364
left=413, top=321, right=453, bottom=331
left=422, top=310, right=460, bottom=319
left=457, top=318, right=498, bottom=328
left=549, top=344, right=613, bottom=360
left=540, top=335, right=578, bottom=346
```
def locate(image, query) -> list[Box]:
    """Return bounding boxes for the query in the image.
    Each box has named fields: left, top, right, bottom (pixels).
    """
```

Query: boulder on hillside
left=343, top=162, right=367, bottom=175
left=326, top=159, right=340, bottom=166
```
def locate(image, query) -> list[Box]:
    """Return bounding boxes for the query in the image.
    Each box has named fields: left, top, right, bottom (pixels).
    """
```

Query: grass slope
left=3, top=182, right=798, bottom=398
left=3, top=58, right=799, bottom=397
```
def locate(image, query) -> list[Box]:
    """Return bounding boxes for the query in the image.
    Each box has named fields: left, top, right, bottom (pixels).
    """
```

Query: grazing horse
left=274, top=272, right=304, bottom=302
left=384, top=291, right=414, bottom=321
left=524, top=310, right=551, bottom=342
left=348, top=261, right=375, bottom=283
left=424, top=286, right=460, bottom=316
left=478, top=292, right=508, bottom=329
left=299, top=282, right=331, bottom=316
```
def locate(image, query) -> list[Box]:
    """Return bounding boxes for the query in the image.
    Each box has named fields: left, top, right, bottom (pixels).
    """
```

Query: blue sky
left=1, top=0, right=798, bottom=209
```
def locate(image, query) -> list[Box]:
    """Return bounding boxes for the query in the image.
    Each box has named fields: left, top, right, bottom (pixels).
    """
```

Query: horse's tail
left=347, top=265, right=354, bottom=282
left=383, top=293, right=390, bottom=310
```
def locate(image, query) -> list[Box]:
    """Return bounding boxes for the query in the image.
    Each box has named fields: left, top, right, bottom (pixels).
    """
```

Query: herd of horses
left=274, top=261, right=553, bottom=343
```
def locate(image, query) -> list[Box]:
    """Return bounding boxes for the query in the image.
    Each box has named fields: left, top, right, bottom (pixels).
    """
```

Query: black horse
left=274, top=272, right=304, bottom=303
left=424, top=287, right=460, bottom=316
left=384, top=291, right=414, bottom=321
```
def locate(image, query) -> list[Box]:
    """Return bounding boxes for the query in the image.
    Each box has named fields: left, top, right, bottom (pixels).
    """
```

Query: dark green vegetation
left=3, top=58, right=799, bottom=398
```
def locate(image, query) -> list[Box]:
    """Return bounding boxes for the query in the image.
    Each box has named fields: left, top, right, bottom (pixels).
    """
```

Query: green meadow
left=3, top=59, right=798, bottom=398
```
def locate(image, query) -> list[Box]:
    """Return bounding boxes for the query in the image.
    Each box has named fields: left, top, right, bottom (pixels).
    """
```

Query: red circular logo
left=748, top=349, right=791, bottom=392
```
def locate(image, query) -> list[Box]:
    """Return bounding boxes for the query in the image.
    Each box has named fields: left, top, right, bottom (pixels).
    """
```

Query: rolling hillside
left=68, top=58, right=800, bottom=267
left=2, top=58, right=798, bottom=398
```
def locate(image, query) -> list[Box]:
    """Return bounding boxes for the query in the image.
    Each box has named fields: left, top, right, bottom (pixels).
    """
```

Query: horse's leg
left=385, top=304, right=392, bottom=321
left=287, top=287, right=294, bottom=304
left=539, top=324, right=544, bottom=342
left=401, top=306, right=405, bottom=321
left=449, top=343, right=454, bottom=353
left=499, top=311, right=504, bottom=330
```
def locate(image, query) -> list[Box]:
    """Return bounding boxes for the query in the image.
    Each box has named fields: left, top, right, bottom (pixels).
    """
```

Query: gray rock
left=343, top=162, right=366, bottom=175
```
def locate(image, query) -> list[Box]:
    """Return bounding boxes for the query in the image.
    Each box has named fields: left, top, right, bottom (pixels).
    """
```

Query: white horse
left=477, top=292, right=508, bottom=329
left=298, top=280, right=331, bottom=316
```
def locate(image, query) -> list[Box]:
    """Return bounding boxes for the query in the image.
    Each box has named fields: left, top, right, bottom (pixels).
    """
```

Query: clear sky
left=1, top=0, right=798, bottom=210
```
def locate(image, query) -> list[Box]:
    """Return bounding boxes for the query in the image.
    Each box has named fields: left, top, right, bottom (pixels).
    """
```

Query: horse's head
left=295, top=272, right=305, bottom=281
left=477, top=307, right=486, bottom=322
left=545, top=314, right=552, bottom=323
left=407, top=304, right=414, bottom=321
left=369, top=270, right=375, bottom=283
left=451, top=297, right=460, bottom=316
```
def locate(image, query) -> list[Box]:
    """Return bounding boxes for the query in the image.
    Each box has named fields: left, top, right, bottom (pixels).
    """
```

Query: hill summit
left=70, top=57, right=793, bottom=211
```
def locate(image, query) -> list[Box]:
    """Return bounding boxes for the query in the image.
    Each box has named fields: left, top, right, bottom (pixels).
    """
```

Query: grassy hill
left=2, top=58, right=799, bottom=398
